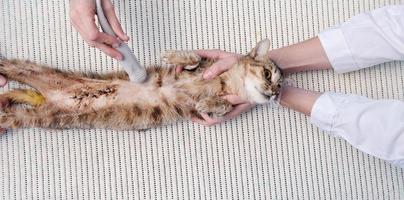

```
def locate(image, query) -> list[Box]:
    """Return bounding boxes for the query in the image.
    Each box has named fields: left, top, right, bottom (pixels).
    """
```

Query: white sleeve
left=318, top=5, right=404, bottom=73
left=310, top=92, right=404, bottom=168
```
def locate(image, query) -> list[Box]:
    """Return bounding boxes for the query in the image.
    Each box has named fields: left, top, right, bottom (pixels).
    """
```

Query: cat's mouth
left=257, top=79, right=283, bottom=101
left=256, top=86, right=279, bottom=101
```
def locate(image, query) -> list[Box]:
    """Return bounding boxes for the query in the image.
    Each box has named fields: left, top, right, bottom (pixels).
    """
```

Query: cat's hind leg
left=0, top=58, right=130, bottom=83
left=0, top=59, right=55, bottom=84
left=0, top=59, right=84, bottom=92
left=161, top=50, right=201, bottom=70
left=0, top=106, right=62, bottom=129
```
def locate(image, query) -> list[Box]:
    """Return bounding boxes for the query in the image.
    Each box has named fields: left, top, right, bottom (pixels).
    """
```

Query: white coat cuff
left=310, top=92, right=346, bottom=137
left=318, top=28, right=359, bottom=74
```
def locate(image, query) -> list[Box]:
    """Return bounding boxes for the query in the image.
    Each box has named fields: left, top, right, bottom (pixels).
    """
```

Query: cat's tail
left=0, top=106, right=81, bottom=130
left=0, top=58, right=84, bottom=93
left=0, top=58, right=47, bottom=86
left=0, top=103, right=185, bottom=130
left=0, top=103, right=113, bottom=129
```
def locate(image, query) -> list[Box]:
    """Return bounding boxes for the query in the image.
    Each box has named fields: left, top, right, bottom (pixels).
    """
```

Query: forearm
left=269, top=37, right=332, bottom=73
left=280, top=85, right=404, bottom=168
left=279, top=86, right=322, bottom=116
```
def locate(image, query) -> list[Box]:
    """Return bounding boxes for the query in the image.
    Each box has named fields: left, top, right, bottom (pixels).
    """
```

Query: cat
left=0, top=39, right=283, bottom=130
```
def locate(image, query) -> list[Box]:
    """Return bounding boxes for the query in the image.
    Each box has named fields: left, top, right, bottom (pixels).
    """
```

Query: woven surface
left=1, top=0, right=404, bottom=199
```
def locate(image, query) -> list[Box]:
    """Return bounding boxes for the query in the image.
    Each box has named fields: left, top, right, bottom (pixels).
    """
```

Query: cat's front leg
left=161, top=50, right=201, bottom=70
left=195, top=96, right=233, bottom=119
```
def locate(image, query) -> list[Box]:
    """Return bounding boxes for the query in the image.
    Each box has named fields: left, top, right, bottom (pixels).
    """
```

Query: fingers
left=194, top=50, right=241, bottom=79
left=0, top=75, right=7, bottom=86
left=195, top=49, right=240, bottom=59
left=85, top=31, right=122, bottom=60
left=69, top=0, right=123, bottom=60
left=222, top=95, right=254, bottom=118
left=80, top=15, right=120, bottom=46
left=224, top=103, right=254, bottom=119
left=194, top=49, right=224, bottom=59
left=192, top=95, right=254, bottom=126
left=222, top=94, right=248, bottom=105
left=192, top=113, right=222, bottom=126
left=87, top=32, right=121, bottom=48
left=79, top=20, right=123, bottom=60
left=192, top=103, right=253, bottom=126
left=203, top=58, right=236, bottom=79
left=94, top=42, right=123, bottom=60
left=102, top=0, right=129, bottom=41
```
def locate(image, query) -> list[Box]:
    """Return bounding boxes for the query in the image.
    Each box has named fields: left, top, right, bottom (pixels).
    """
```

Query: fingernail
left=115, top=55, right=123, bottom=61
left=203, top=71, right=213, bottom=79
left=112, top=42, right=121, bottom=48
left=124, top=35, right=130, bottom=41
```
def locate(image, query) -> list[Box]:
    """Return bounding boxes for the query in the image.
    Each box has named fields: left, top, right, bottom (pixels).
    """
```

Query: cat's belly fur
left=45, top=79, right=185, bottom=112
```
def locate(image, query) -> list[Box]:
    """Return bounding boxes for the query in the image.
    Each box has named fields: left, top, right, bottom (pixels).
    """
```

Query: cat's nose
left=271, top=84, right=280, bottom=92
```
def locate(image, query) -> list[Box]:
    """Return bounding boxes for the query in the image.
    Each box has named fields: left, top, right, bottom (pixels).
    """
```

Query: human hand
left=69, top=0, right=129, bottom=60
left=177, top=50, right=241, bottom=78
left=176, top=50, right=241, bottom=78
left=0, top=75, right=7, bottom=132
left=192, top=95, right=254, bottom=126
left=178, top=50, right=251, bottom=125
left=196, top=50, right=241, bottom=79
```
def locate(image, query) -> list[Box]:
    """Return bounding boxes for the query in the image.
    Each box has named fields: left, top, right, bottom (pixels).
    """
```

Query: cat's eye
left=264, top=70, right=271, bottom=80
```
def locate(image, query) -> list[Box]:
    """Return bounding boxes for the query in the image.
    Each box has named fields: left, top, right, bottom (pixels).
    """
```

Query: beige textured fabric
left=1, top=0, right=404, bottom=199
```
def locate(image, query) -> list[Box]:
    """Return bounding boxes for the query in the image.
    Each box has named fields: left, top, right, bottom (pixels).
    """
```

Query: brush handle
left=95, top=0, right=147, bottom=83
left=116, top=43, right=147, bottom=82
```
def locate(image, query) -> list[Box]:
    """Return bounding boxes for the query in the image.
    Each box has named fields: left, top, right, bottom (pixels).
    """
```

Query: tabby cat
left=0, top=39, right=282, bottom=130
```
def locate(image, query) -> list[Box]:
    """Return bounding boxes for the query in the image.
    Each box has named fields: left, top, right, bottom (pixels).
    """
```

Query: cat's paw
left=161, top=50, right=201, bottom=70
left=0, top=112, right=17, bottom=130
left=196, top=97, right=233, bottom=119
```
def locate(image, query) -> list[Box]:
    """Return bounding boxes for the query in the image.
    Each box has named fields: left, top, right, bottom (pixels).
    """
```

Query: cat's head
left=240, top=39, right=283, bottom=104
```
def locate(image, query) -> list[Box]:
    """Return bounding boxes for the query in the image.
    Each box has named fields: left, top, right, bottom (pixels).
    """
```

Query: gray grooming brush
left=95, top=0, right=147, bottom=83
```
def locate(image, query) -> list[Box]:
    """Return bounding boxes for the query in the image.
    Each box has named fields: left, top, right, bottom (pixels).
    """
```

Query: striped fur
left=0, top=39, right=282, bottom=130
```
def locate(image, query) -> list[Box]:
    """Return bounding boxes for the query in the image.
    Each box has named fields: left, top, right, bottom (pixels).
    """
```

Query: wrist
left=279, top=86, right=322, bottom=116
left=268, top=37, right=332, bottom=74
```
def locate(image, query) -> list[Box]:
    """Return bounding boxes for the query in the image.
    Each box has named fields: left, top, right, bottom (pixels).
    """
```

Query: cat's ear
left=249, top=39, right=271, bottom=62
